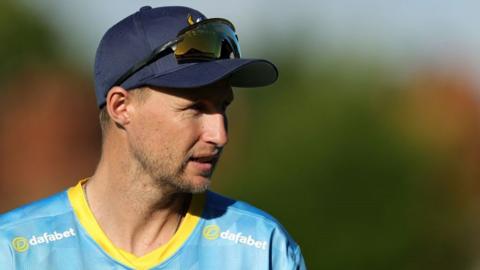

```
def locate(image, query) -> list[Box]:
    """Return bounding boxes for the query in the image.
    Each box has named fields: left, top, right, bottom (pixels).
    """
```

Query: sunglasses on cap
left=113, top=17, right=242, bottom=88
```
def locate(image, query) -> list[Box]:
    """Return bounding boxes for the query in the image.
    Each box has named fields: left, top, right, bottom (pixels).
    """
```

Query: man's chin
left=185, top=175, right=212, bottom=194
left=155, top=173, right=211, bottom=194
left=167, top=174, right=211, bottom=194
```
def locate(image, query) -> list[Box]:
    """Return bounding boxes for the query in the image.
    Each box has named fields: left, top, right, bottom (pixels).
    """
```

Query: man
left=0, top=6, right=306, bottom=269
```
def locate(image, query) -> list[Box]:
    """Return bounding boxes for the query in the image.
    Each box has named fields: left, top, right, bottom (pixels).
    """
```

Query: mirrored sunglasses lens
left=176, top=31, right=222, bottom=59
left=175, top=22, right=241, bottom=61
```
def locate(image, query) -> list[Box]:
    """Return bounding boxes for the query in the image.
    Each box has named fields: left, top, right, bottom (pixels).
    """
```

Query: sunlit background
left=2, top=0, right=480, bottom=269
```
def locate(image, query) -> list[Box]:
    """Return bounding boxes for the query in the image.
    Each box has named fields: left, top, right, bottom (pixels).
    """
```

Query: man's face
left=126, top=81, right=233, bottom=193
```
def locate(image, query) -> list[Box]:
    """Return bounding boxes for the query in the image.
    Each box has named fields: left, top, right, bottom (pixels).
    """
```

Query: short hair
left=98, top=87, right=151, bottom=136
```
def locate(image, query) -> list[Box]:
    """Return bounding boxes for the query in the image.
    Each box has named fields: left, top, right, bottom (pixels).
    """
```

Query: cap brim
left=137, top=58, right=278, bottom=89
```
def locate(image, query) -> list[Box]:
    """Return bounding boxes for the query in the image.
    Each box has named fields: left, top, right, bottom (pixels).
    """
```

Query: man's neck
left=85, top=156, right=190, bottom=257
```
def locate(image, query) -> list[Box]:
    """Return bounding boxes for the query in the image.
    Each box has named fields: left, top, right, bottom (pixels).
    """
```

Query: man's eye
left=189, top=103, right=205, bottom=112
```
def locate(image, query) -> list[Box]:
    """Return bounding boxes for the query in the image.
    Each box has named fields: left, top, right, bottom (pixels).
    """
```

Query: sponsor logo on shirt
left=11, top=228, right=76, bottom=253
left=11, top=237, right=29, bottom=253
left=202, top=224, right=268, bottom=250
left=203, top=224, right=221, bottom=240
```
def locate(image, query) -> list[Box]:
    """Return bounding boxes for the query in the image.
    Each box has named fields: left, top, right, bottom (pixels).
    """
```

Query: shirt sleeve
left=0, top=236, right=14, bottom=269
left=294, top=246, right=307, bottom=270
left=270, top=226, right=307, bottom=270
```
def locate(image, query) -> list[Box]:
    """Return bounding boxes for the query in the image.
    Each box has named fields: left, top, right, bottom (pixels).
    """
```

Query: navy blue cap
left=94, top=6, right=278, bottom=108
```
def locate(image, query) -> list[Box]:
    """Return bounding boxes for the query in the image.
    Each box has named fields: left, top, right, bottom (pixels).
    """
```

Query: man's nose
left=202, top=113, right=228, bottom=147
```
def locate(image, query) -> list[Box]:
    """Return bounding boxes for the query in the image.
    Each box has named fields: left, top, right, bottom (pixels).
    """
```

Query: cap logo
left=187, top=14, right=203, bottom=25
left=187, top=15, right=195, bottom=25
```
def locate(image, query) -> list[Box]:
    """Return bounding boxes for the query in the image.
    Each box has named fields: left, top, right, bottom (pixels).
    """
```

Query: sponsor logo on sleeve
left=203, top=224, right=221, bottom=240
left=202, top=224, right=268, bottom=250
left=11, top=237, right=29, bottom=252
left=11, top=228, right=76, bottom=253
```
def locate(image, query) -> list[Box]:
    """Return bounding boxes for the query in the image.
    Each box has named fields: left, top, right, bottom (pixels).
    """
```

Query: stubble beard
left=131, top=144, right=211, bottom=194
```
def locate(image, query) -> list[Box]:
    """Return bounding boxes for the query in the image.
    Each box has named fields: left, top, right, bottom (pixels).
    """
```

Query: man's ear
left=105, top=86, right=132, bottom=127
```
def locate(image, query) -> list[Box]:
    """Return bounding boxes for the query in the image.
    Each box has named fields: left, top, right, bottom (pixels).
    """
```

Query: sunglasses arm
left=112, top=38, right=182, bottom=87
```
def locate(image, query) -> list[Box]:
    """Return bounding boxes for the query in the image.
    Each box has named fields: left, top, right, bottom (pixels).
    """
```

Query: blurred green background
left=2, top=1, right=480, bottom=269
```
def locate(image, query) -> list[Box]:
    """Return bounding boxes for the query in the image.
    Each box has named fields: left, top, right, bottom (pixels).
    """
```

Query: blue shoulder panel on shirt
left=206, top=191, right=290, bottom=227
left=202, top=191, right=306, bottom=270
left=206, top=190, right=277, bottom=221
left=205, top=190, right=299, bottom=245
left=0, top=191, right=71, bottom=230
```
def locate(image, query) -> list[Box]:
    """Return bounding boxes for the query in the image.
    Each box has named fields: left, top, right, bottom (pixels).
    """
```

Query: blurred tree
left=215, top=53, right=479, bottom=269
left=0, top=1, right=99, bottom=212
left=0, top=0, right=57, bottom=82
